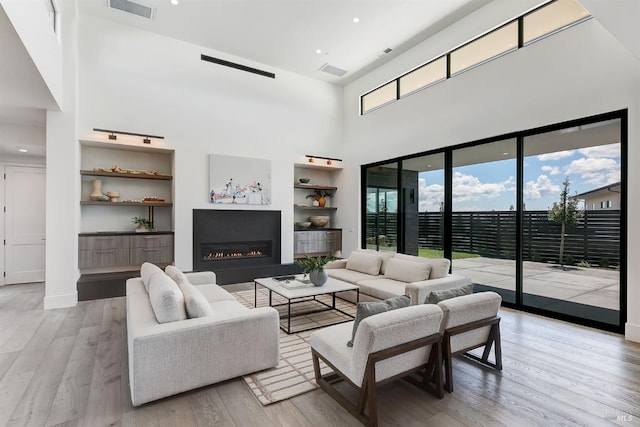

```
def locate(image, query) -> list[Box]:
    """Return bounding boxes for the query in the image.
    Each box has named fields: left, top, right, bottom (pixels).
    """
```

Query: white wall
left=45, top=0, right=78, bottom=309
left=0, top=122, right=46, bottom=158
left=76, top=14, right=344, bottom=271
left=0, top=0, right=62, bottom=107
left=343, top=5, right=640, bottom=341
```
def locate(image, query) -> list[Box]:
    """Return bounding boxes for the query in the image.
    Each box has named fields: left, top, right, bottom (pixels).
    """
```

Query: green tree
left=547, top=177, right=582, bottom=267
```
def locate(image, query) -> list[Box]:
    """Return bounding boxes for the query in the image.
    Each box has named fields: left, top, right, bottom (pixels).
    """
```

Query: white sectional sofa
left=126, top=265, right=279, bottom=406
left=325, top=249, right=470, bottom=304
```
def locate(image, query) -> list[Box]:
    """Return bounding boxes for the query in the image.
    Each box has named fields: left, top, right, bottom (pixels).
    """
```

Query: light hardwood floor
left=1, top=282, right=639, bottom=427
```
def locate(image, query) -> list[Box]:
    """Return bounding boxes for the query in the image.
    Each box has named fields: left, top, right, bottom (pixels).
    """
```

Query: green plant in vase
left=132, top=216, right=154, bottom=232
left=305, top=190, right=332, bottom=207
left=295, top=252, right=337, bottom=286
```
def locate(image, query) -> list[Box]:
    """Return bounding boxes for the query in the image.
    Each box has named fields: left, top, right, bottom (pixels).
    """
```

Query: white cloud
left=452, top=172, right=507, bottom=203
left=541, top=165, right=561, bottom=175
left=565, top=157, right=620, bottom=186
left=524, top=175, right=559, bottom=200
left=578, top=143, right=620, bottom=159
left=418, top=178, right=443, bottom=212
left=537, top=150, right=574, bottom=161
left=419, top=173, right=513, bottom=211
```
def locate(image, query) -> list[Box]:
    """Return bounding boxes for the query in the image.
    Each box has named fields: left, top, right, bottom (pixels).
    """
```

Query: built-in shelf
left=294, top=205, right=337, bottom=210
left=294, top=162, right=343, bottom=171
left=80, top=170, right=172, bottom=180
left=80, top=201, right=173, bottom=207
left=293, top=184, right=337, bottom=190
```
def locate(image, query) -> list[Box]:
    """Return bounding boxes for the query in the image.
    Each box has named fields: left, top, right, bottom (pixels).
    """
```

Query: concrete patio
left=452, top=257, right=620, bottom=311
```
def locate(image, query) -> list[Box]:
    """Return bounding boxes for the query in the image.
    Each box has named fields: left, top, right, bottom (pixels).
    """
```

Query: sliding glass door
left=361, top=111, right=625, bottom=332
left=522, top=118, right=622, bottom=326
left=364, top=162, right=399, bottom=252
left=451, top=140, right=517, bottom=303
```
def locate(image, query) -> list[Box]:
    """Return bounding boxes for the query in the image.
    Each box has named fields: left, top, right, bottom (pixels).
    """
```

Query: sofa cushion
left=393, top=254, right=450, bottom=279
left=356, top=249, right=394, bottom=274
left=165, top=265, right=188, bottom=285
left=384, top=257, right=431, bottom=283
left=426, top=283, right=474, bottom=304
left=346, top=251, right=382, bottom=275
left=148, top=272, right=187, bottom=323
left=424, top=258, right=451, bottom=279
left=208, top=300, right=250, bottom=319
left=327, top=268, right=381, bottom=285
left=141, top=262, right=163, bottom=292
left=347, top=295, right=411, bottom=347
left=178, top=279, right=214, bottom=318
left=196, top=283, right=238, bottom=303
left=356, top=278, right=408, bottom=301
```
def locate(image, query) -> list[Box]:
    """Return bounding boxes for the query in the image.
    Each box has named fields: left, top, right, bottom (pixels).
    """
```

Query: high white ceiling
left=1, top=0, right=492, bottom=158
left=79, top=0, right=491, bottom=84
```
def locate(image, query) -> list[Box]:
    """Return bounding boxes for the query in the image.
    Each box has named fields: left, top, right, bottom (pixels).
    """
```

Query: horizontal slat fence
left=366, top=210, right=620, bottom=266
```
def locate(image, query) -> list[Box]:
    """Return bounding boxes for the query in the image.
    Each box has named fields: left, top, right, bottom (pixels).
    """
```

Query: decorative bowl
left=309, top=215, right=330, bottom=227
left=295, top=221, right=312, bottom=228
left=298, top=178, right=311, bottom=184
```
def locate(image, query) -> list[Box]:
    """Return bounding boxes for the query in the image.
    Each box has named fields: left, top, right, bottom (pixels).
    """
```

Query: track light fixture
left=93, top=128, right=164, bottom=144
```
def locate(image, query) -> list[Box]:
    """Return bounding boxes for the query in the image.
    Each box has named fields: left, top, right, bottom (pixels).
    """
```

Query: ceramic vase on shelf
left=317, top=196, right=327, bottom=207
left=309, top=269, right=328, bottom=286
left=90, top=179, right=103, bottom=201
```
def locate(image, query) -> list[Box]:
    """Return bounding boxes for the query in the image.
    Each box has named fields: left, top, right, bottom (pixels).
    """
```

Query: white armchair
left=310, top=304, right=444, bottom=427
left=438, top=291, right=503, bottom=392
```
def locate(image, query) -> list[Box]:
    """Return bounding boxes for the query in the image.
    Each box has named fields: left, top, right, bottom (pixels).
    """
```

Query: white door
left=4, top=165, right=46, bottom=284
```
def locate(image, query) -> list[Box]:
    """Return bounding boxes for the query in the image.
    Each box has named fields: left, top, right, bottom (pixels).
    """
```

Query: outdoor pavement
left=452, top=257, right=620, bottom=310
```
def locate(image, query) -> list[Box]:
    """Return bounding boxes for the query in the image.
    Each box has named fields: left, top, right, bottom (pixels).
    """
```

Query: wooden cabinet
left=294, top=230, right=342, bottom=258
left=78, top=233, right=174, bottom=270
left=129, top=234, right=174, bottom=265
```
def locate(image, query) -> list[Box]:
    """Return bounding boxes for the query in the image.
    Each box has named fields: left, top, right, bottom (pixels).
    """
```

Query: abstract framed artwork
left=208, top=154, right=271, bottom=205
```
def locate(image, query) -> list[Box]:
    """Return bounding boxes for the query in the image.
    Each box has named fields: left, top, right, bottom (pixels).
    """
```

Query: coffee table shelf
left=254, top=275, right=359, bottom=334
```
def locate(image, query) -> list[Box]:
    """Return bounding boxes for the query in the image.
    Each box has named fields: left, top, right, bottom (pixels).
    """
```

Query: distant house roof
left=575, top=181, right=621, bottom=198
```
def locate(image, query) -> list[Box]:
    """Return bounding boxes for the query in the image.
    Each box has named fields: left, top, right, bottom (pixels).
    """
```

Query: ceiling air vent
left=376, top=48, right=393, bottom=58
left=108, top=0, right=155, bottom=19
left=319, top=63, right=348, bottom=77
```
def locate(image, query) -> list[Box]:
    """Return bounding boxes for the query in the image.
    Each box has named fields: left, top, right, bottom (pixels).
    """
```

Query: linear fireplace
left=201, top=240, right=271, bottom=262
left=193, top=209, right=281, bottom=273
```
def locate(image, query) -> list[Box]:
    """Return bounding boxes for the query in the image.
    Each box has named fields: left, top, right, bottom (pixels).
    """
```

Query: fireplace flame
left=202, top=250, right=264, bottom=261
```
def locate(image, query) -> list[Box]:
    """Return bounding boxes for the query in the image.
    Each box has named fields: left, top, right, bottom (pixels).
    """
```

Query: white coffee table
left=254, top=275, right=359, bottom=334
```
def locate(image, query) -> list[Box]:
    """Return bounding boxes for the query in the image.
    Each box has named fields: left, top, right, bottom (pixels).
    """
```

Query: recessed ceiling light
left=315, top=49, right=323, bottom=54
left=18, top=148, right=28, bottom=153
left=503, top=152, right=509, bottom=155
left=171, top=0, right=178, bottom=5
left=352, top=17, right=360, bottom=23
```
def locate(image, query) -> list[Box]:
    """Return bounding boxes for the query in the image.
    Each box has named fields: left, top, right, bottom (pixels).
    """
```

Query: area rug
left=232, top=288, right=356, bottom=405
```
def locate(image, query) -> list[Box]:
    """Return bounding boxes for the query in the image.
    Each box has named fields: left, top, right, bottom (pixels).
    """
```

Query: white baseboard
left=44, top=291, right=78, bottom=309
left=625, top=322, right=640, bottom=343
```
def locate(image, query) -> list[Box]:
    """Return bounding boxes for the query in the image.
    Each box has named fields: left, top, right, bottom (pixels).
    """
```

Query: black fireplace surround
left=193, top=209, right=297, bottom=284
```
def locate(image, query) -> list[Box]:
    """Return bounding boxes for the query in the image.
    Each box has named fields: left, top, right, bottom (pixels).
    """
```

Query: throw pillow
left=393, top=254, right=451, bottom=279
left=148, top=271, right=187, bottom=323
left=141, top=262, right=163, bottom=293
left=356, top=249, right=394, bottom=274
left=425, top=284, right=474, bottom=304
left=178, top=279, right=214, bottom=318
left=424, top=258, right=451, bottom=280
left=346, top=251, right=383, bottom=276
left=384, top=257, right=431, bottom=283
left=347, top=295, right=411, bottom=347
left=165, top=265, right=188, bottom=285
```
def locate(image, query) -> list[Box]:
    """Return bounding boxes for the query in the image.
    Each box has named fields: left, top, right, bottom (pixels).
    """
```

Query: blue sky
left=368, top=142, right=621, bottom=213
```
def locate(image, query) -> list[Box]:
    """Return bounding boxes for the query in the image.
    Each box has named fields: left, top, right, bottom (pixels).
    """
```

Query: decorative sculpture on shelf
left=306, top=189, right=332, bottom=207
left=93, top=164, right=169, bottom=177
